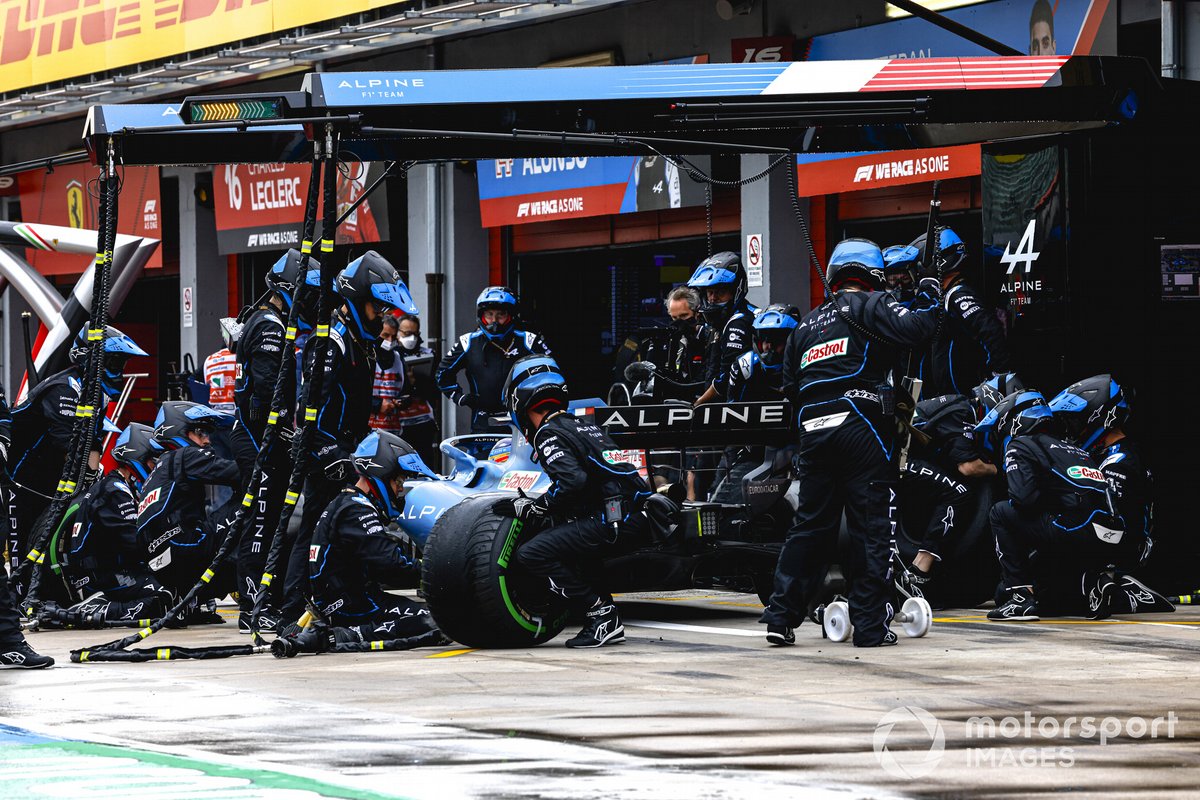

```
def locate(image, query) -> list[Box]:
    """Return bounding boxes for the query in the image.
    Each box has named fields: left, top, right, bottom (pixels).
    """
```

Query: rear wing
left=596, top=402, right=794, bottom=448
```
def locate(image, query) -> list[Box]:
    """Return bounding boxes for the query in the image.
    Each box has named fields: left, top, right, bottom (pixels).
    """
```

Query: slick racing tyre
left=421, top=493, right=568, bottom=648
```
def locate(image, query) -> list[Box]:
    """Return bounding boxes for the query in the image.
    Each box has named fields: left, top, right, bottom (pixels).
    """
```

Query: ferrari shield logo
left=66, top=180, right=86, bottom=229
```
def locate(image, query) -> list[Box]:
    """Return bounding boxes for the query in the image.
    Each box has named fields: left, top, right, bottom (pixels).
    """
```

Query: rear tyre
left=421, top=493, right=568, bottom=648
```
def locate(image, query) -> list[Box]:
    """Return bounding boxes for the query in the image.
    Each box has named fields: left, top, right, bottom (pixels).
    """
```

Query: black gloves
left=917, top=276, right=942, bottom=298
left=460, top=393, right=480, bottom=410
left=491, top=492, right=546, bottom=525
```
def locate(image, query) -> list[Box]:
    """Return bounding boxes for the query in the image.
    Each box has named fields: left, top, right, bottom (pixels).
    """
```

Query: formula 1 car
left=406, top=399, right=798, bottom=648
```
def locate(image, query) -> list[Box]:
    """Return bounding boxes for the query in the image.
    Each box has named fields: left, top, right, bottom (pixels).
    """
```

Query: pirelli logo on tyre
left=801, top=337, right=848, bottom=369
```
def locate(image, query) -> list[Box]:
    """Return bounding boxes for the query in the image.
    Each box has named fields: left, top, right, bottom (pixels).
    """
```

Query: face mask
left=380, top=338, right=397, bottom=351
left=672, top=317, right=698, bottom=335
left=399, top=334, right=419, bottom=351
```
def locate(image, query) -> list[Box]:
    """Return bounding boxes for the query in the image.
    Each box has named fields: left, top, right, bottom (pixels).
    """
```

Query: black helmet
left=826, top=238, right=885, bottom=292
left=1049, top=375, right=1131, bottom=452
left=974, top=390, right=1055, bottom=460
left=152, top=401, right=233, bottom=449
left=972, top=373, right=1026, bottom=414
left=265, top=249, right=320, bottom=312
left=752, top=304, right=800, bottom=368
left=687, top=252, right=747, bottom=326
left=111, top=422, right=162, bottom=490
left=336, top=250, right=419, bottom=340
left=352, top=430, right=438, bottom=520
left=909, top=226, right=967, bottom=279
left=476, top=286, right=519, bottom=340
left=505, top=355, right=569, bottom=441
left=68, top=325, right=148, bottom=398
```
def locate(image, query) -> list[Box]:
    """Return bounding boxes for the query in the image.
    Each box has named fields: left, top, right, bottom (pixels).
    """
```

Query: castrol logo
left=800, top=337, right=848, bottom=369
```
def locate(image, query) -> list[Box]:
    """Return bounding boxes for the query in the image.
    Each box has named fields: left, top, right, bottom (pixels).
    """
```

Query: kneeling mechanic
left=497, top=355, right=653, bottom=649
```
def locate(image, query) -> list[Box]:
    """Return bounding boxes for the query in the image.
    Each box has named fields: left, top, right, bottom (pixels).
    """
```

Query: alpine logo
left=515, top=195, right=585, bottom=219
left=1001, top=219, right=1041, bottom=275
left=1067, top=465, right=1105, bottom=482
left=137, top=487, right=162, bottom=516
left=800, top=337, right=848, bottom=369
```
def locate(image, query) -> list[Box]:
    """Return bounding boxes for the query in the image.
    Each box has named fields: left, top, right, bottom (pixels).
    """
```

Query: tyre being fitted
left=421, top=493, right=568, bottom=648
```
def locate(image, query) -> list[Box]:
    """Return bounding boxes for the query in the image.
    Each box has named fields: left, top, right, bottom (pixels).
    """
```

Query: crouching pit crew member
left=979, top=390, right=1129, bottom=621
left=301, top=430, right=440, bottom=644
left=760, top=238, right=938, bottom=648
left=898, top=374, right=1021, bottom=588
left=1050, top=375, right=1163, bottom=612
left=51, top=423, right=174, bottom=627
left=498, top=356, right=654, bottom=649
left=137, top=401, right=239, bottom=623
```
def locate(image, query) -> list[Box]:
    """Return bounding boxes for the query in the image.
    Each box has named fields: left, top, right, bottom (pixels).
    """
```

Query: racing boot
left=0, top=639, right=54, bottom=669
left=765, top=624, right=795, bottom=647
left=987, top=588, right=1040, bottom=621
left=565, top=597, right=625, bottom=648
left=239, top=605, right=283, bottom=635
left=895, top=564, right=930, bottom=600
left=1084, top=569, right=1117, bottom=620
left=1111, top=574, right=1176, bottom=614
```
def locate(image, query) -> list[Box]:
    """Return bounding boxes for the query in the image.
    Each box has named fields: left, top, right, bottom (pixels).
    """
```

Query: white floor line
left=624, top=620, right=764, bottom=637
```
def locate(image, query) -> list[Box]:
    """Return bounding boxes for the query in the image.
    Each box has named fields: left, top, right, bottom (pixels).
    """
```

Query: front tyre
left=421, top=494, right=567, bottom=648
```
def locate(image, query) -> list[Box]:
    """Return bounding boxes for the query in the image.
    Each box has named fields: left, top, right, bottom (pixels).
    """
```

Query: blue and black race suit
left=308, top=487, right=432, bottom=641
left=990, top=432, right=1128, bottom=592
left=516, top=411, right=651, bottom=609
left=918, top=281, right=1010, bottom=397
left=435, top=329, right=551, bottom=432
left=763, top=287, right=937, bottom=646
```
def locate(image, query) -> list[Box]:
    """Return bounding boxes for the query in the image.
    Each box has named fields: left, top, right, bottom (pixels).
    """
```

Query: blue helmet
left=687, top=252, right=746, bottom=326
left=69, top=325, right=149, bottom=398
left=1049, top=375, right=1131, bottom=452
left=352, top=430, right=438, bottom=520
left=909, top=226, right=967, bottom=279
left=266, top=249, right=320, bottom=312
left=336, top=251, right=419, bottom=340
left=882, top=244, right=920, bottom=300
left=476, top=286, right=518, bottom=340
left=504, top=355, right=568, bottom=440
left=111, top=422, right=162, bottom=489
left=152, top=401, right=234, bottom=449
left=752, top=304, right=799, bottom=367
left=826, top=238, right=885, bottom=292
left=975, top=390, right=1054, bottom=459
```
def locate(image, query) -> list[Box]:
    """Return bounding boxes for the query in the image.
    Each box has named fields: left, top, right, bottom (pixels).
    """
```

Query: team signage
left=16, top=163, right=162, bottom=275
left=477, top=155, right=710, bottom=227
left=213, top=161, right=390, bottom=254
left=794, top=145, right=981, bottom=196
left=596, top=402, right=794, bottom=447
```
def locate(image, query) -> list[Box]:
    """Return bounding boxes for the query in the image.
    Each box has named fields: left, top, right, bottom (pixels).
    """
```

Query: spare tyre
left=421, top=492, right=568, bottom=648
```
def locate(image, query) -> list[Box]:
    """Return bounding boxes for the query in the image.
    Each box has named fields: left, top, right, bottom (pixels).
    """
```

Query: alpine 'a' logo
left=800, top=337, right=848, bottom=369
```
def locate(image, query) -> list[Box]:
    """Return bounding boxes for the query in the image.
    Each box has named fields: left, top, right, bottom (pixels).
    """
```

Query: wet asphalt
left=4, top=591, right=1200, bottom=799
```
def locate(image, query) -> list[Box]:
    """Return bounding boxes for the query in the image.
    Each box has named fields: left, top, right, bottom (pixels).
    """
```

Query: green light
left=188, top=98, right=284, bottom=123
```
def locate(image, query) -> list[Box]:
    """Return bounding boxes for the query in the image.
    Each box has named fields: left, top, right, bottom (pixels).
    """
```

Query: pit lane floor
left=4, top=591, right=1199, bottom=799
